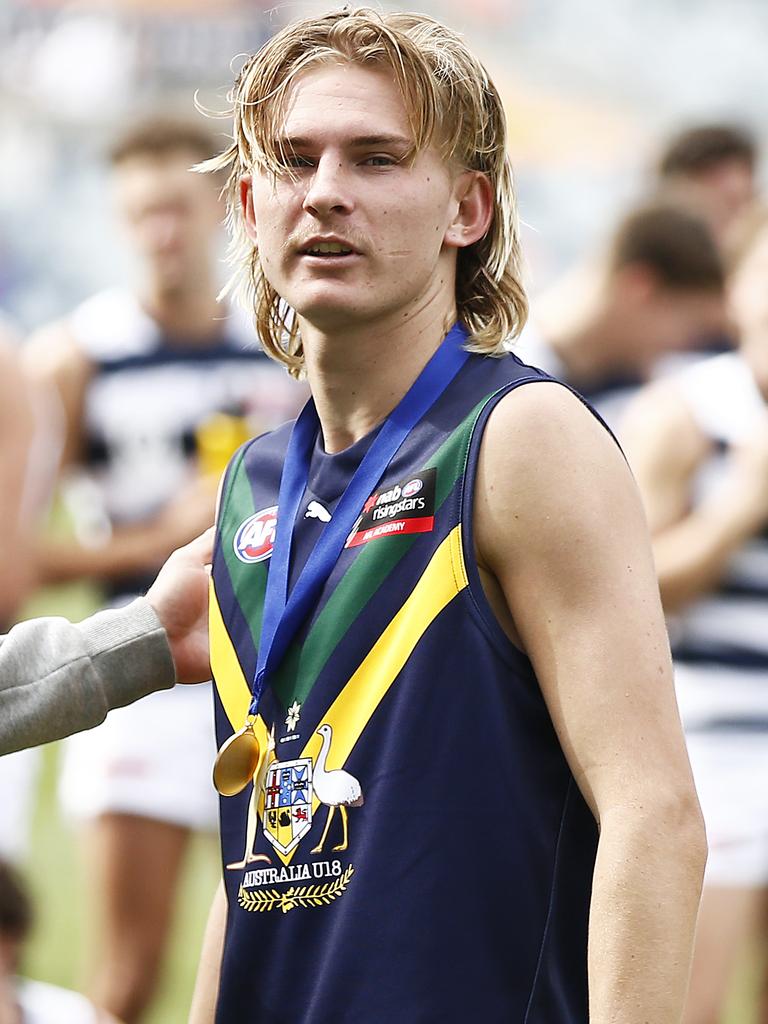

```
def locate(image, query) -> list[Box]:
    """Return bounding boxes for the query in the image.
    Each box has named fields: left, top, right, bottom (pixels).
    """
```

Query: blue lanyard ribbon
left=248, top=322, right=470, bottom=716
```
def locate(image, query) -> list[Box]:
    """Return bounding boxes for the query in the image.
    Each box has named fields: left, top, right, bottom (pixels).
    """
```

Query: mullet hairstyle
left=200, top=7, right=528, bottom=378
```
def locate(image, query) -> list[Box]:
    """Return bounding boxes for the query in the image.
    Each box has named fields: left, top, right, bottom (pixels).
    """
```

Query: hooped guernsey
left=210, top=345, right=600, bottom=1023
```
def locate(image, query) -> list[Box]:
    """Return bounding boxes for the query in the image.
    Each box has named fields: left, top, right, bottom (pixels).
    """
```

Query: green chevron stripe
left=217, top=391, right=493, bottom=711
left=219, top=446, right=268, bottom=651
left=271, top=395, right=489, bottom=706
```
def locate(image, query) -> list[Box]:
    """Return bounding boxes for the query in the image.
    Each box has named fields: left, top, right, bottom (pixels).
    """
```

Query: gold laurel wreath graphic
left=238, top=865, right=355, bottom=914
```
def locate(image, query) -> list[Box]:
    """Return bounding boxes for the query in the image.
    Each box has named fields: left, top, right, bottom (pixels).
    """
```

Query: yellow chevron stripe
left=299, top=525, right=468, bottom=794
left=209, top=578, right=269, bottom=749
left=211, top=526, right=468, bottom=866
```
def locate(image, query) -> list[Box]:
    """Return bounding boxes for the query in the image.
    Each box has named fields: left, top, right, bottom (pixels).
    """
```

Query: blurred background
left=1, top=0, right=767, bottom=326
left=0, top=1, right=766, bottom=1023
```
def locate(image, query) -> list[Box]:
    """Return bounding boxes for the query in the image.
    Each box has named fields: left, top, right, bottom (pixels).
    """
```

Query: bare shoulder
left=481, top=378, right=621, bottom=468
left=23, top=319, right=91, bottom=384
left=22, top=320, right=93, bottom=462
left=475, top=380, right=649, bottom=579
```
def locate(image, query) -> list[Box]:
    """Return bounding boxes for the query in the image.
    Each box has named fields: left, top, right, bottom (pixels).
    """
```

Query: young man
left=25, top=120, right=305, bottom=1023
left=622, top=208, right=768, bottom=1023
left=193, top=10, right=706, bottom=1022
left=517, top=200, right=725, bottom=428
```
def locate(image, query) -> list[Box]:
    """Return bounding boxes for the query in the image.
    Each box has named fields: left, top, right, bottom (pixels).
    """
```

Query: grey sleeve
left=0, top=598, right=176, bottom=756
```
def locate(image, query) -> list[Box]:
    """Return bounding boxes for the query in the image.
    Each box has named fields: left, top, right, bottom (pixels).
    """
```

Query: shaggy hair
left=200, top=7, right=528, bottom=377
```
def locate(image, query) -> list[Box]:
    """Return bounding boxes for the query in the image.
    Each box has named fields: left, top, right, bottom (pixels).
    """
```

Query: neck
left=537, top=268, right=642, bottom=383
left=300, top=301, right=458, bottom=454
left=140, top=272, right=222, bottom=342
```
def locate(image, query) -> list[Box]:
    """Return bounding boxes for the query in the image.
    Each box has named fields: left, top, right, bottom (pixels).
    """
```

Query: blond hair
left=203, top=7, right=528, bottom=377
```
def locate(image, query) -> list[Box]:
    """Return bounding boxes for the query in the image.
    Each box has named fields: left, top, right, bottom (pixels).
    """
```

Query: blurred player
left=0, top=328, right=35, bottom=642
left=622, top=207, right=768, bottom=1023
left=24, top=119, right=305, bottom=1023
left=0, top=857, right=121, bottom=1023
left=656, top=123, right=758, bottom=247
left=517, top=200, right=725, bottom=428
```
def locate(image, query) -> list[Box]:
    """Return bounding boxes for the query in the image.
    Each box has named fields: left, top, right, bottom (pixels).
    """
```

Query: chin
left=291, top=293, right=375, bottom=330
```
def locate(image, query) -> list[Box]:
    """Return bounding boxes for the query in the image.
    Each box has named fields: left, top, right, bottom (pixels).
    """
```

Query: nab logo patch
left=233, top=507, right=278, bottom=563
left=346, top=468, right=437, bottom=548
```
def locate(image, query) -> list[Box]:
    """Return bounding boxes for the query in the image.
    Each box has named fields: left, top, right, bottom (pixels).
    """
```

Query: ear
left=240, top=175, right=258, bottom=245
left=443, top=171, right=494, bottom=250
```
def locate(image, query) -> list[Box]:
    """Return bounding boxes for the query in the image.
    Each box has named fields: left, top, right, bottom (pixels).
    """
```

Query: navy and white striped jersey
left=670, top=351, right=768, bottom=734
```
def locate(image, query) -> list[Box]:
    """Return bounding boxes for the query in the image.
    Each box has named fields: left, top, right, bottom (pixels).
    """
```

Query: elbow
left=602, top=778, right=708, bottom=883
left=651, top=782, right=708, bottom=884
left=672, top=787, right=708, bottom=881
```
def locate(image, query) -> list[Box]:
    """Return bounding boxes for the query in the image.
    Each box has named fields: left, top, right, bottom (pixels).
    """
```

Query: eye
left=362, top=155, right=397, bottom=167
left=281, top=153, right=314, bottom=170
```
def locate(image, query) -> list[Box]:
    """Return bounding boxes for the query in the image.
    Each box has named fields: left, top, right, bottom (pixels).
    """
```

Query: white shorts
left=0, top=747, right=41, bottom=862
left=685, top=730, right=768, bottom=888
left=59, top=682, right=219, bottom=833
left=675, top=661, right=768, bottom=887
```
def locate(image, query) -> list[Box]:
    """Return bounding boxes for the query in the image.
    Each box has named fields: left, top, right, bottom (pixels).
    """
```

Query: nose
left=144, top=212, right=182, bottom=253
left=302, top=155, right=353, bottom=218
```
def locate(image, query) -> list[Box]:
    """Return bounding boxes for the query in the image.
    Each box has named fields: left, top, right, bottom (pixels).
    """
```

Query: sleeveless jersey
left=210, top=351, right=599, bottom=1024
left=669, top=351, right=768, bottom=735
left=68, top=288, right=305, bottom=597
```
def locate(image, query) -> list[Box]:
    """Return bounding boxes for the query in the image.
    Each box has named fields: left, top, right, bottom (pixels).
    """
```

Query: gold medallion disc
left=213, top=723, right=261, bottom=796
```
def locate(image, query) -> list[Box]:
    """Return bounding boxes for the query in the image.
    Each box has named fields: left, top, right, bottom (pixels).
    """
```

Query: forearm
left=0, top=598, right=175, bottom=754
left=189, top=882, right=227, bottom=1024
left=38, top=521, right=177, bottom=584
left=653, top=499, right=760, bottom=612
left=588, top=800, right=706, bottom=1023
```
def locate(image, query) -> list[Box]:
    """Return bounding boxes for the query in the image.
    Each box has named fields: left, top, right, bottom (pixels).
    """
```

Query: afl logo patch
left=233, top=507, right=278, bottom=563
left=402, top=478, right=422, bottom=498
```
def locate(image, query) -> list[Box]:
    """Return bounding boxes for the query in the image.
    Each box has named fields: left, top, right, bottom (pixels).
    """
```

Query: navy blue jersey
left=210, top=348, right=599, bottom=1023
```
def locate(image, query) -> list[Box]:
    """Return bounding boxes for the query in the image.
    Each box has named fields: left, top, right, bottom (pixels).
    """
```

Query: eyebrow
left=276, top=134, right=413, bottom=151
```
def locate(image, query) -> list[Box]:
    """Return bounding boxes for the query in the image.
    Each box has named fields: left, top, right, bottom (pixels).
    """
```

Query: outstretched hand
left=146, top=527, right=214, bottom=684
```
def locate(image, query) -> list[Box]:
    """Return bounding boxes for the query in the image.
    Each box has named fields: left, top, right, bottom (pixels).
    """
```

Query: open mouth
left=301, top=241, right=355, bottom=258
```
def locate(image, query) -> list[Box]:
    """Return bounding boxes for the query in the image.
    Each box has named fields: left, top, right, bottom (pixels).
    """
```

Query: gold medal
left=213, top=720, right=262, bottom=796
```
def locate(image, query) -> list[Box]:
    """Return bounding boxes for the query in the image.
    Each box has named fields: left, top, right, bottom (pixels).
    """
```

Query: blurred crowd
left=0, top=4, right=767, bottom=1024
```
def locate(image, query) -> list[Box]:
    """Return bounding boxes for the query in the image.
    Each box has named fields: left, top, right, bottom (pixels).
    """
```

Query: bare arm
left=38, top=476, right=217, bottom=584
left=621, top=383, right=768, bottom=612
left=189, top=882, right=227, bottom=1024
left=24, top=323, right=216, bottom=584
left=476, top=383, right=706, bottom=1024
left=0, top=337, right=36, bottom=621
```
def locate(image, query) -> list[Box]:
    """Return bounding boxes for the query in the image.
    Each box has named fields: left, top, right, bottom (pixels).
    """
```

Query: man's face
left=113, top=149, right=222, bottom=293
left=244, top=62, right=467, bottom=332
left=679, top=159, right=756, bottom=243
